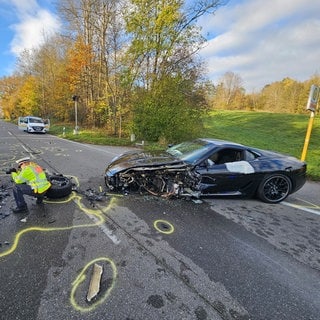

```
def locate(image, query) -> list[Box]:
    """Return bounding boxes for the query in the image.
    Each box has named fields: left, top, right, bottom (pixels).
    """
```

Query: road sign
left=306, top=84, right=320, bottom=112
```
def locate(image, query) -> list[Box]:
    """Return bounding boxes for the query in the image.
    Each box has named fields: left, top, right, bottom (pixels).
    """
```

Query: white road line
left=88, top=214, right=121, bottom=244
left=282, top=201, right=320, bottom=216
left=19, top=143, right=38, bottom=160
left=53, top=135, right=130, bottom=156
left=21, top=145, right=30, bottom=153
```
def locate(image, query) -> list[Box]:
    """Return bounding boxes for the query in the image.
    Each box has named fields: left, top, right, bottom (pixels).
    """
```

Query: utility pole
left=72, top=95, right=80, bottom=135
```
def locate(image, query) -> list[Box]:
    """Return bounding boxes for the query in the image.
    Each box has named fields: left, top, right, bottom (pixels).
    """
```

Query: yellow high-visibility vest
left=11, top=162, right=51, bottom=194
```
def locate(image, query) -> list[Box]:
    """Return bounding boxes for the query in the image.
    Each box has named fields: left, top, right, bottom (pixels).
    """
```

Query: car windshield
left=166, top=140, right=213, bottom=164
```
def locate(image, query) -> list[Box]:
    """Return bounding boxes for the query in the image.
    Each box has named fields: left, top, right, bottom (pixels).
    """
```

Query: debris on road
left=87, top=263, right=103, bottom=302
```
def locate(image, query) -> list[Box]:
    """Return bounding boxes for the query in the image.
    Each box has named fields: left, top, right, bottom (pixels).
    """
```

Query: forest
left=0, top=0, right=319, bottom=143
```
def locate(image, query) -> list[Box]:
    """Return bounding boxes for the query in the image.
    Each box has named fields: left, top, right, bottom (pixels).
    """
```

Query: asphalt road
left=0, top=120, right=319, bottom=320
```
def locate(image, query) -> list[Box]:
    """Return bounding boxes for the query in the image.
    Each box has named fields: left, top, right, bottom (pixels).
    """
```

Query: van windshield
left=29, top=117, right=43, bottom=123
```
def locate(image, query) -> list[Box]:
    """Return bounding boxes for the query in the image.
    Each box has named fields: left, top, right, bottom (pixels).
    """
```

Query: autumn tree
left=124, top=0, right=222, bottom=141
left=212, top=72, right=245, bottom=109
left=259, top=78, right=306, bottom=113
left=3, top=0, right=320, bottom=138
left=0, top=76, right=25, bottom=119
left=14, top=34, right=74, bottom=121
left=58, top=0, right=128, bottom=134
left=0, top=74, right=41, bottom=119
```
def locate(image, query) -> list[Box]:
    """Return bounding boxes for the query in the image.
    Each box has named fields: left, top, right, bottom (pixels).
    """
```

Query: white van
left=18, top=116, right=50, bottom=133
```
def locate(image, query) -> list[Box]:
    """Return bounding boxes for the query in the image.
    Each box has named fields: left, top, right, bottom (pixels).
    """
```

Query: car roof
left=26, top=115, right=42, bottom=119
left=198, top=138, right=244, bottom=147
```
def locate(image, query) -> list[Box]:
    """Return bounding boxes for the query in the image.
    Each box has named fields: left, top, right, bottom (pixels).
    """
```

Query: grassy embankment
left=49, top=110, right=320, bottom=180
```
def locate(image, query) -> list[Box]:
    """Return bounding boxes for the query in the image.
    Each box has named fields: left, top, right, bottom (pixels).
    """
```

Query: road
left=0, top=120, right=319, bottom=320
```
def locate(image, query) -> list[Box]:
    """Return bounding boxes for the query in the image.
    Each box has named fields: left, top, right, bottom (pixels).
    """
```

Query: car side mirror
left=207, top=159, right=215, bottom=167
left=198, top=159, right=214, bottom=169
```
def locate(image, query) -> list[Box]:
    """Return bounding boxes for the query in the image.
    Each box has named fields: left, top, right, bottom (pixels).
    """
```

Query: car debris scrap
left=87, top=263, right=103, bottom=302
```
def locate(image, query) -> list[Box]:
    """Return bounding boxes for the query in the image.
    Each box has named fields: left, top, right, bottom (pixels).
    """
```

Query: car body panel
left=195, top=162, right=257, bottom=195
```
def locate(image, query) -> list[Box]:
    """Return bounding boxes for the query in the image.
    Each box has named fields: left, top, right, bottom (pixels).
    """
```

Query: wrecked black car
left=104, top=138, right=307, bottom=203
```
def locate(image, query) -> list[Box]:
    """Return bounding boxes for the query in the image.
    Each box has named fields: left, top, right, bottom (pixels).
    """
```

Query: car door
left=43, top=118, right=50, bottom=132
left=195, top=148, right=255, bottom=194
left=18, top=117, right=27, bottom=131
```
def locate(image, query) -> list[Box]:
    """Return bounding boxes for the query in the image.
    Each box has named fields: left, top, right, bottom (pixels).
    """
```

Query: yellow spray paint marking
left=0, top=193, right=119, bottom=259
left=0, top=177, right=120, bottom=312
left=153, top=219, right=175, bottom=234
left=70, top=257, right=117, bottom=313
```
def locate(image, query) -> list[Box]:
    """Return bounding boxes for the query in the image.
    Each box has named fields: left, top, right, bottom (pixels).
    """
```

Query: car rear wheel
left=257, top=174, right=292, bottom=203
left=46, top=174, right=73, bottom=199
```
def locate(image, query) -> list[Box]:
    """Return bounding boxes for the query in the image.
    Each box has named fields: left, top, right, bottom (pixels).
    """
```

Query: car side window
left=245, top=150, right=259, bottom=161
left=212, top=149, right=244, bottom=164
left=208, top=153, right=219, bottom=165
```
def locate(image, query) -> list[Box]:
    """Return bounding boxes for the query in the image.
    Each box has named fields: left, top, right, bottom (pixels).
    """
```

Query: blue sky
left=0, top=0, right=320, bottom=92
left=0, top=0, right=60, bottom=76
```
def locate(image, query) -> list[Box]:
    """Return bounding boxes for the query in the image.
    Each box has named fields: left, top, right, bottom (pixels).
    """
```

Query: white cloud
left=7, top=0, right=61, bottom=55
left=198, top=0, right=320, bottom=92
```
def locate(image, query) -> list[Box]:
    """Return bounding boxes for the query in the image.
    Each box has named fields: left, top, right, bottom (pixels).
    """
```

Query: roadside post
left=72, top=95, right=80, bottom=135
left=301, top=85, right=319, bottom=161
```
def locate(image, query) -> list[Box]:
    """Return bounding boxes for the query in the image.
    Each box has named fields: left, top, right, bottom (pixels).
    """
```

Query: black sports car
left=104, top=138, right=307, bottom=203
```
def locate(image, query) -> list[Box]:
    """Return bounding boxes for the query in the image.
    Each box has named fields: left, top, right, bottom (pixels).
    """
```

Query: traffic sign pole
left=301, top=85, right=319, bottom=161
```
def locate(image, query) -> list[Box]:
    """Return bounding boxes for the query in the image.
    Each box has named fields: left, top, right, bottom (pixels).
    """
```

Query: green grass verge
left=49, top=110, right=320, bottom=180
left=203, top=111, right=319, bottom=180
left=49, top=124, right=133, bottom=146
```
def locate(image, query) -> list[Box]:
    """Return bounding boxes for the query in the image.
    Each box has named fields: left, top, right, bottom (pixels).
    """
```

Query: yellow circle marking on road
left=154, top=219, right=175, bottom=234
left=70, top=257, right=117, bottom=312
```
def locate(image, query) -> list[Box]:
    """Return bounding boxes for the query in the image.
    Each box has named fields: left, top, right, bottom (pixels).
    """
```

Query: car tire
left=257, top=174, right=292, bottom=203
left=46, top=174, right=73, bottom=199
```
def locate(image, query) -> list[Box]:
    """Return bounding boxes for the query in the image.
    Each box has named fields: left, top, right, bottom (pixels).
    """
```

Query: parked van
left=18, top=116, right=50, bottom=133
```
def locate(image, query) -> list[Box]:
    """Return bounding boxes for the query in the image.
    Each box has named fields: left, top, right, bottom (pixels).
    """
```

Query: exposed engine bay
left=105, top=165, right=202, bottom=199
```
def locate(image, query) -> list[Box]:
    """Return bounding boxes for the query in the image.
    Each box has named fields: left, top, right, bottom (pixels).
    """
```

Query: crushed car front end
left=104, top=150, right=201, bottom=198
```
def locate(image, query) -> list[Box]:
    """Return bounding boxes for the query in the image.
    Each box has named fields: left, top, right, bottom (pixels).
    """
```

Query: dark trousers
left=13, top=184, right=35, bottom=208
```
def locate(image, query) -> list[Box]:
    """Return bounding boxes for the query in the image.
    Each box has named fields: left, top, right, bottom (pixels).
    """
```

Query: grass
left=49, top=124, right=132, bottom=146
left=203, top=111, right=320, bottom=180
left=49, top=110, right=320, bottom=180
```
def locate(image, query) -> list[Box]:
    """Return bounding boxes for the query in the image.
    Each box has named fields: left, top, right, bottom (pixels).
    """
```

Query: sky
left=0, top=0, right=320, bottom=92
left=0, top=0, right=60, bottom=75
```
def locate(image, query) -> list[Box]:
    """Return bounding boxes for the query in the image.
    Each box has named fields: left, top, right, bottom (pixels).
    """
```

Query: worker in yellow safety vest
left=7, top=157, right=51, bottom=213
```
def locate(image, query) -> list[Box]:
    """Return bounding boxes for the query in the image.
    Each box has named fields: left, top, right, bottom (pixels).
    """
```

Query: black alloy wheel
left=257, top=174, right=292, bottom=203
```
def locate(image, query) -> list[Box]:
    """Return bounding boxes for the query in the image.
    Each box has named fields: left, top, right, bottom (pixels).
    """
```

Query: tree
left=133, top=73, right=208, bottom=142
left=58, top=0, right=128, bottom=133
left=14, top=34, right=74, bottom=121
left=17, top=76, right=41, bottom=115
left=124, top=0, right=222, bottom=141
left=0, top=76, right=24, bottom=119
left=212, top=72, right=245, bottom=109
